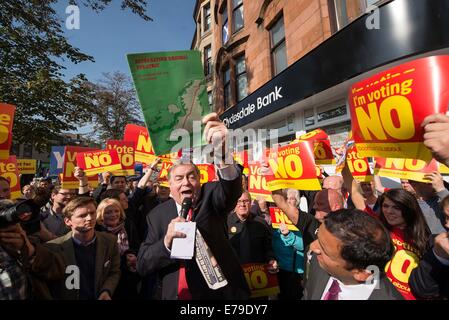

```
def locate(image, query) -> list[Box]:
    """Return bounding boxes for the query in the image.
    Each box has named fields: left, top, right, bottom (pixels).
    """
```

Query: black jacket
left=227, top=212, right=274, bottom=264
left=409, top=235, right=449, bottom=299
left=295, top=209, right=321, bottom=250
left=137, top=168, right=250, bottom=300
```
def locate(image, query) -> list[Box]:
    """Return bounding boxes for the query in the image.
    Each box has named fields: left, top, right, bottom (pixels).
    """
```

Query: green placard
left=127, top=50, right=211, bottom=155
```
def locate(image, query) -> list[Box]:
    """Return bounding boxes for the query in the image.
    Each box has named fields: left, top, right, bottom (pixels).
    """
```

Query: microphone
left=180, top=197, right=193, bottom=220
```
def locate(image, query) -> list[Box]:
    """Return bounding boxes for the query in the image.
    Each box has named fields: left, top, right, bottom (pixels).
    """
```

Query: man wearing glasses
left=227, top=191, right=278, bottom=274
left=40, top=186, right=75, bottom=238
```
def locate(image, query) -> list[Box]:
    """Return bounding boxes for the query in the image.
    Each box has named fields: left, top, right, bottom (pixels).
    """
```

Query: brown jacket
left=30, top=231, right=121, bottom=300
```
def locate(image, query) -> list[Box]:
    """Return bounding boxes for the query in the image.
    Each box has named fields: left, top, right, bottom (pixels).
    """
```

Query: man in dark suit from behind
left=137, top=113, right=250, bottom=300
left=303, top=209, right=403, bottom=300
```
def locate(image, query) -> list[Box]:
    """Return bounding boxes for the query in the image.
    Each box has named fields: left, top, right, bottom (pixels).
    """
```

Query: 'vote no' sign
left=349, top=55, right=449, bottom=161
left=374, top=157, right=438, bottom=183
left=266, top=141, right=321, bottom=191
left=242, top=263, right=280, bottom=298
left=76, top=149, right=122, bottom=176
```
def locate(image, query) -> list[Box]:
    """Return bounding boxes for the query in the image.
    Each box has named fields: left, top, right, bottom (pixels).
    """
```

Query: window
left=204, top=45, right=212, bottom=77
left=223, top=65, right=231, bottom=109
left=317, top=105, right=347, bottom=123
left=304, top=104, right=349, bottom=128
left=235, top=55, right=247, bottom=101
left=232, top=0, right=244, bottom=33
left=203, top=3, right=211, bottom=33
left=270, top=16, right=287, bottom=76
left=366, top=0, right=380, bottom=7
left=304, top=108, right=315, bottom=127
left=222, top=6, right=229, bottom=45
left=333, top=0, right=380, bottom=30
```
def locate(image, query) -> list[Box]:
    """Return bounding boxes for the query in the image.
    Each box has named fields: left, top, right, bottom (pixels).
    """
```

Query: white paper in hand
left=171, top=222, right=196, bottom=259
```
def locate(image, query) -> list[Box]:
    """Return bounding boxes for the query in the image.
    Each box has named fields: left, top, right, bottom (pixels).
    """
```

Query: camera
left=0, top=199, right=41, bottom=234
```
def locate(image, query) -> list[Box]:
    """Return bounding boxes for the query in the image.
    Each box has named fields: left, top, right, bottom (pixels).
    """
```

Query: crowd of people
left=0, top=112, right=448, bottom=300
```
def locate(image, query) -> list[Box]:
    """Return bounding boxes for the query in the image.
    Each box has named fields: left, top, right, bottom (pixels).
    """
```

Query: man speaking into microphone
left=137, top=113, right=250, bottom=300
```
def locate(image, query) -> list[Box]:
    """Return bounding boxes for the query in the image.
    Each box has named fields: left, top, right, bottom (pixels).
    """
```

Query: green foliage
left=0, top=0, right=150, bottom=151
left=85, top=71, right=144, bottom=143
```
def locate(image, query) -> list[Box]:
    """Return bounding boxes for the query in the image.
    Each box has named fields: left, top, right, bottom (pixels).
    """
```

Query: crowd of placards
left=0, top=55, right=449, bottom=301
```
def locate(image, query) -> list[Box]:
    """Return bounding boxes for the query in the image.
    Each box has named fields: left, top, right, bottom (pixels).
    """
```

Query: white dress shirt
left=320, top=276, right=378, bottom=300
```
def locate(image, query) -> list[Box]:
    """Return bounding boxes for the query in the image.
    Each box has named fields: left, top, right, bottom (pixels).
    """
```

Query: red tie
left=178, top=263, right=192, bottom=300
left=187, top=208, right=193, bottom=221
left=177, top=208, right=194, bottom=300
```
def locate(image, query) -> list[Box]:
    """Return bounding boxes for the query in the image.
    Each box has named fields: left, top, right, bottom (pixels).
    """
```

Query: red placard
left=157, top=161, right=174, bottom=187
left=247, top=161, right=273, bottom=202
left=0, top=156, right=21, bottom=199
left=296, top=128, right=328, bottom=141
left=294, top=129, right=335, bottom=164
left=266, top=141, right=321, bottom=191
left=124, top=124, right=156, bottom=164
left=316, top=165, right=325, bottom=181
left=159, top=150, right=182, bottom=163
left=76, top=149, right=122, bottom=176
left=313, top=139, right=335, bottom=165
left=349, top=55, right=449, bottom=161
left=196, top=164, right=216, bottom=184
left=374, top=157, right=439, bottom=183
left=346, top=145, right=372, bottom=182
left=107, top=140, right=135, bottom=176
left=242, top=263, right=280, bottom=298
left=0, top=104, right=15, bottom=159
left=269, top=207, right=299, bottom=231
left=61, top=146, right=98, bottom=189
left=234, top=150, right=249, bottom=175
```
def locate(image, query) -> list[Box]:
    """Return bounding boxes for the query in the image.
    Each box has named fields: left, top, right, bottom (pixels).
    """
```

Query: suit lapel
left=168, top=199, right=178, bottom=218
left=61, top=232, right=77, bottom=267
left=94, top=232, right=105, bottom=295
left=60, top=233, right=78, bottom=299
left=308, top=255, right=331, bottom=300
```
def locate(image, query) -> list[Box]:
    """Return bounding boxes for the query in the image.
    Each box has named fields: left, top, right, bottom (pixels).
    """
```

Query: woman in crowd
left=96, top=198, right=141, bottom=299
left=378, top=189, right=431, bottom=299
left=271, top=189, right=305, bottom=300
left=343, top=166, right=431, bottom=299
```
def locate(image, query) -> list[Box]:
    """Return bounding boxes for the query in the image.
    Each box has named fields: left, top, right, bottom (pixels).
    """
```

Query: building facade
left=196, top=0, right=449, bottom=149
left=192, top=0, right=217, bottom=110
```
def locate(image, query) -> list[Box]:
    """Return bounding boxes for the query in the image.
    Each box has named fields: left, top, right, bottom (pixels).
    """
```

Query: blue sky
left=52, top=0, right=196, bottom=134
left=55, top=0, right=196, bottom=83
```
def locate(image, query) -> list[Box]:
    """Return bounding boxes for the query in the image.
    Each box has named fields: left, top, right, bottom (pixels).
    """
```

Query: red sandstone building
left=192, top=0, right=449, bottom=148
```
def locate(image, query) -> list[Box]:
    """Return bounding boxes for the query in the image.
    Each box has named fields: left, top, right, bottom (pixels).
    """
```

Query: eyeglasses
left=237, top=200, right=251, bottom=205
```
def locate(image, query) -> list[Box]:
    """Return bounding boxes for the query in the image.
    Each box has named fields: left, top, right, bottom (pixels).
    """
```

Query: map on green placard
left=127, top=50, right=211, bottom=155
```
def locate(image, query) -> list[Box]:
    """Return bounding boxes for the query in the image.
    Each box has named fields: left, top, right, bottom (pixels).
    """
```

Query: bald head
left=323, top=175, right=343, bottom=192
left=313, top=189, right=344, bottom=223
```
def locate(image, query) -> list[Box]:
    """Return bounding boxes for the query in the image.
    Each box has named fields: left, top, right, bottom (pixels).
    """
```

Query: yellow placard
left=17, top=159, right=37, bottom=174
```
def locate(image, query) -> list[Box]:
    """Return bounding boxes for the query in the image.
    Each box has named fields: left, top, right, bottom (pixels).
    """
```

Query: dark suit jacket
left=409, top=235, right=449, bottom=299
left=137, top=168, right=250, bottom=300
left=295, top=209, right=320, bottom=249
left=227, top=212, right=274, bottom=264
left=31, top=231, right=121, bottom=299
left=303, top=255, right=403, bottom=300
